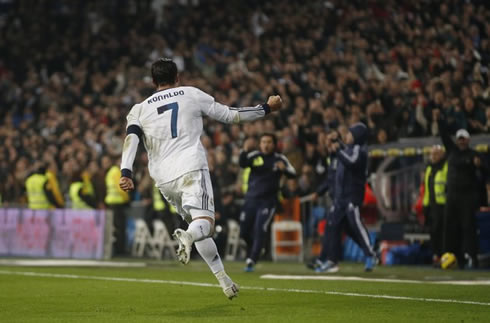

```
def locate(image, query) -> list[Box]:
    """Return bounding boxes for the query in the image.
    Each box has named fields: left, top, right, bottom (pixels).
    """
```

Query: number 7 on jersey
left=157, top=102, right=179, bottom=138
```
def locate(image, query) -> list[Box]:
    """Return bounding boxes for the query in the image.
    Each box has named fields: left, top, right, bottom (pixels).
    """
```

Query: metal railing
left=372, top=157, right=424, bottom=222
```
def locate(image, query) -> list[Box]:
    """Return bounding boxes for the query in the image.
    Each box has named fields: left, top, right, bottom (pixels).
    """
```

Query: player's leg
left=156, top=178, right=195, bottom=264
left=316, top=206, right=334, bottom=263
left=239, top=200, right=257, bottom=261
left=165, top=170, right=213, bottom=263
left=345, top=203, right=376, bottom=271
left=316, top=206, right=343, bottom=273
left=344, top=218, right=365, bottom=249
left=179, top=170, right=239, bottom=299
left=246, top=200, right=275, bottom=271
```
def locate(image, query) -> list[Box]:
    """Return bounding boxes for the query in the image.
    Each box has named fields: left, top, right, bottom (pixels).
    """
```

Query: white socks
left=189, top=218, right=231, bottom=287
left=186, top=219, right=211, bottom=242
left=194, top=238, right=225, bottom=274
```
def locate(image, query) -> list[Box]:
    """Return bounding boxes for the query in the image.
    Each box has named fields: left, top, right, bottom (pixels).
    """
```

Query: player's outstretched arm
left=199, top=88, right=282, bottom=123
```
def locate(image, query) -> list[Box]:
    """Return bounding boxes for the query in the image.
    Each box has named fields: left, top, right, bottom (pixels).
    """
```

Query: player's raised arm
left=119, top=104, right=143, bottom=191
left=198, top=90, right=282, bottom=124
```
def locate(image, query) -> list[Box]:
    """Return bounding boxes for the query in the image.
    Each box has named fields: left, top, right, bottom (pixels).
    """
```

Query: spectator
left=25, top=163, right=63, bottom=210
left=436, top=110, right=486, bottom=268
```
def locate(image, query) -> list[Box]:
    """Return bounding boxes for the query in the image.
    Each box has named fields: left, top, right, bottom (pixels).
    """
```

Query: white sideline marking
left=0, top=270, right=489, bottom=307
left=261, top=274, right=490, bottom=286
left=0, top=259, right=146, bottom=267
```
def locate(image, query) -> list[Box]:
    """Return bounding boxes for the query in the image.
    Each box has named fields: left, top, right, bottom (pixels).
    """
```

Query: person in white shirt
left=119, top=58, right=283, bottom=299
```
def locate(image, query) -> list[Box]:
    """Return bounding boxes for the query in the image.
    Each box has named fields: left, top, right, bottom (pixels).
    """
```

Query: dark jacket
left=334, top=123, right=368, bottom=206
left=316, top=152, right=338, bottom=198
left=239, top=150, right=296, bottom=200
left=438, top=119, right=480, bottom=194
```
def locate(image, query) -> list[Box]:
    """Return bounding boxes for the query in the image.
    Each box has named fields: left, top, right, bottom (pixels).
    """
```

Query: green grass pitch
left=1, top=260, right=490, bottom=322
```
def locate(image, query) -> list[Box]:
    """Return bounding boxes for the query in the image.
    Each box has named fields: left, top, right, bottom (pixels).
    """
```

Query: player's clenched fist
left=267, top=95, right=283, bottom=112
left=119, top=177, right=134, bottom=192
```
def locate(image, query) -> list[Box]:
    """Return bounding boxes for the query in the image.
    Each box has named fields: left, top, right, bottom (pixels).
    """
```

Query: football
left=440, top=252, right=458, bottom=270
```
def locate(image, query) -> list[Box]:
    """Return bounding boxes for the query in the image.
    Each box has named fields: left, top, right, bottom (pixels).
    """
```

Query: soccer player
left=118, top=58, right=283, bottom=299
left=239, top=133, right=296, bottom=272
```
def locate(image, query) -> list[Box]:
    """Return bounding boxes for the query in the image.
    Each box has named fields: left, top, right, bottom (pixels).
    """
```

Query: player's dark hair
left=260, top=132, right=277, bottom=147
left=151, top=58, right=178, bottom=86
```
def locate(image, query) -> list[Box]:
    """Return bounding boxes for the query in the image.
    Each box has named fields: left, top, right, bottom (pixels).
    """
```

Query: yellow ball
left=440, top=252, right=458, bottom=269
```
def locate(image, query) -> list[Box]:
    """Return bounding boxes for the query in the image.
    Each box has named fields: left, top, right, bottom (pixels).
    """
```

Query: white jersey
left=125, top=86, right=268, bottom=184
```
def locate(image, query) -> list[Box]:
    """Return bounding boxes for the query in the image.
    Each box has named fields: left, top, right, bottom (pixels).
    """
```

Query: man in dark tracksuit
left=239, top=133, right=296, bottom=272
left=437, top=111, right=485, bottom=268
left=308, top=130, right=367, bottom=271
left=316, top=122, right=377, bottom=273
left=314, top=145, right=339, bottom=267
left=308, top=131, right=340, bottom=268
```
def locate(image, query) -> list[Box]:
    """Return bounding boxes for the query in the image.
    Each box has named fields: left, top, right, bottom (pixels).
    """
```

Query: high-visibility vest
left=25, top=174, right=50, bottom=209
left=241, top=167, right=251, bottom=194
left=104, top=166, right=129, bottom=205
left=69, top=181, right=92, bottom=209
left=423, top=162, right=448, bottom=206
left=46, top=170, right=64, bottom=208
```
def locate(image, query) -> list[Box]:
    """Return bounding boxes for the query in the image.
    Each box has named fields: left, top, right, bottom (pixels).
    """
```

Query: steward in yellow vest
left=422, top=145, right=447, bottom=264
left=25, top=166, right=63, bottom=209
left=69, top=171, right=96, bottom=209
left=105, top=164, right=130, bottom=256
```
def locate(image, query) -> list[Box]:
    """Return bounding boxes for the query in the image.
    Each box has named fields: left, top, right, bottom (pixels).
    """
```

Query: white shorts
left=156, top=169, right=215, bottom=223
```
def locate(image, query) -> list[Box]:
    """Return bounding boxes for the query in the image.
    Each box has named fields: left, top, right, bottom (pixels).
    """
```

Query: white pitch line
left=0, top=270, right=489, bottom=307
left=260, top=274, right=490, bottom=286
left=0, top=259, right=146, bottom=267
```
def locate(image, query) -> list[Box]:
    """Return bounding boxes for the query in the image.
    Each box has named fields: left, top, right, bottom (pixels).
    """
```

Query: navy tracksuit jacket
left=316, top=153, right=338, bottom=198
left=239, top=150, right=296, bottom=263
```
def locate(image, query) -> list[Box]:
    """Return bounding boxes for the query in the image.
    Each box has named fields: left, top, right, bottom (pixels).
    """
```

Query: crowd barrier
left=0, top=208, right=113, bottom=259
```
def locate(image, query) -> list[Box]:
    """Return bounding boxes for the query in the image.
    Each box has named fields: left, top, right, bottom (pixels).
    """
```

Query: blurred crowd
left=1, top=0, right=490, bottom=211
